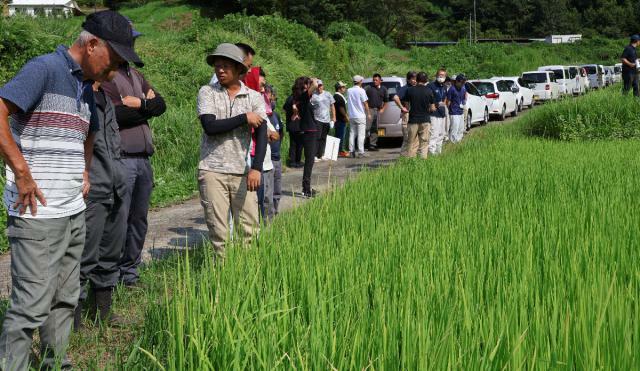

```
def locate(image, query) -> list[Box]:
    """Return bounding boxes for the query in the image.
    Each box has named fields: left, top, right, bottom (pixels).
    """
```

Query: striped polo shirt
left=0, top=45, right=98, bottom=219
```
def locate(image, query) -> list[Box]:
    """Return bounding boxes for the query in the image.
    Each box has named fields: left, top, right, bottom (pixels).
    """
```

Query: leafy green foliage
left=196, top=0, right=640, bottom=45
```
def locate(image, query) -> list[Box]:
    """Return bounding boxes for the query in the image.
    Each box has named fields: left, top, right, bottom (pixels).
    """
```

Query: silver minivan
left=362, top=76, right=406, bottom=139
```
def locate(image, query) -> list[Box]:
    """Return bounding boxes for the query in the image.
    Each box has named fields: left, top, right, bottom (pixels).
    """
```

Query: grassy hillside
left=0, top=2, right=626, bottom=253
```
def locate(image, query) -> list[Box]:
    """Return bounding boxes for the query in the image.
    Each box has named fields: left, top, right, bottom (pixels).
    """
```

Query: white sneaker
left=314, top=157, right=323, bottom=163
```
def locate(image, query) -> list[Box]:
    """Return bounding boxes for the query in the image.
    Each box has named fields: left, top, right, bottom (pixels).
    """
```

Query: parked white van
left=614, top=63, right=623, bottom=83
left=567, top=66, right=587, bottom=95
left=538, top=65, right=575, bottom=96
left=520, top=71, right=561, bottom=102
left=471, top=79, right=518, bottom=121
left=581, top=64, right=605, bottom=89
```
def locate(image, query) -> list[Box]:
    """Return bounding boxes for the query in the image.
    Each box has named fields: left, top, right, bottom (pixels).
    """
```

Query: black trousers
left=288, top=131, right=304, bottom=165
left=302, top=130, right=318, bottom=194
left=316, top=121, right=330, bottom=158
left=622, top=72, right=639, bottom=97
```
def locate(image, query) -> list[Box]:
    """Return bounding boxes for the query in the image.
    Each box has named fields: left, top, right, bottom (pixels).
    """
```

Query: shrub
left=522, top=89, right=640, bottom=140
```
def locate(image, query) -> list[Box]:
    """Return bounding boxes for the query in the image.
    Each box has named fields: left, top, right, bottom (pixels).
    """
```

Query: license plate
left=377, top=128, right=386, bottom=137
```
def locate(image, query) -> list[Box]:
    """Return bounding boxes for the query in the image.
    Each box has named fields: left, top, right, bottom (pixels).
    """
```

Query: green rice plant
left=124, top=123, right=640, bottom=370
left=522, top=88, right=640, bottom=140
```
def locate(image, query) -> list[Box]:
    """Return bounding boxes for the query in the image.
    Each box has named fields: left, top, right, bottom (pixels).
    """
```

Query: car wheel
left=499, top=105, right=506, bottom=121
left=466, top=110, right=472, bottom=131
left=483, top=108, right=489, bottom=125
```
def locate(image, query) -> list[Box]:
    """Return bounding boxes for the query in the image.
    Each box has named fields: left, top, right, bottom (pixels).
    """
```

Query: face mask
left=437, top=77, right=446, bottom=83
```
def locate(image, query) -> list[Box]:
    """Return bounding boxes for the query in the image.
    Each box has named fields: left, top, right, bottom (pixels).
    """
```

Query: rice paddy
left=124, top=120, right=640, bottom=369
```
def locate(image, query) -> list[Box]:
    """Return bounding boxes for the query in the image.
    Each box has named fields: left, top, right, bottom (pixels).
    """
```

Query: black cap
left=82, top=10, right=144, bottom=68
left=455, top=74, right=466, bottom=82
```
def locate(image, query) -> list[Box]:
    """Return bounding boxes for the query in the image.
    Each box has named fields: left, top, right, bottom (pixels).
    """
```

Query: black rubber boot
left=73, top=300, right=84, bottom=331
left=94, top=288, right=126, bottom=327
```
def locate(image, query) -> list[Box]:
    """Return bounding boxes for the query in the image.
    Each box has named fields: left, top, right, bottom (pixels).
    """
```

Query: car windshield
left=550, top=69, right=564, bottom=79
left=465, top=82, right=480, bottom=96
left=363, top=81, right=402, bottom=97
left=473, top=82, right=495, bottom=95
left=522, top=73, right=548, bottom=83
left=584, top=66, right=597, bottom=74
left=568, top=68, right=578, bottom=78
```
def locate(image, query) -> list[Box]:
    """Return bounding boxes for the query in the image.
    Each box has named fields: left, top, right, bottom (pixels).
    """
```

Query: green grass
left=522, top=88, right=640, bottom=140
left=117, top=119, right=640, bottom=369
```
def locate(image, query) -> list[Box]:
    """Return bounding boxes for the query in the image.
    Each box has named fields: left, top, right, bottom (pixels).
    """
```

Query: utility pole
left=473, top=0, right=478, bottom=42
left=469, top=14, right=472, bottom=44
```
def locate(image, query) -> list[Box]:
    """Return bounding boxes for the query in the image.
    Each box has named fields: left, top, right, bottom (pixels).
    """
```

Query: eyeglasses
left=214, top=63, right=236, bottom=71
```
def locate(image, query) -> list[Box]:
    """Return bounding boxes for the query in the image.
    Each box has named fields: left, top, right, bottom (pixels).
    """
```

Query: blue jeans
left=119, top=157, right=153, bottom=285
left=335, top=120, right=347, bottom=151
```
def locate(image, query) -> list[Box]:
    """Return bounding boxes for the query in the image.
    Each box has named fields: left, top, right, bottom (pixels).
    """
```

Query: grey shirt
left=310, top=91, right=335, bottom=123
left=197, top=82, right=268, bottom=175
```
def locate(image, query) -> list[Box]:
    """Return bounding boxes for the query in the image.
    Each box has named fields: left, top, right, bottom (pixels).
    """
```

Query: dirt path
left=0, top=146, right=400, bottom=296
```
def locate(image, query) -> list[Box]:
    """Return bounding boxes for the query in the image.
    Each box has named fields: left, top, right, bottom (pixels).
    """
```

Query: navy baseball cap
left=82, top=10, right=144, bottom=67
left=124, top=16, right=143, bottom=38
left=455, top=74, right=467, bottom=82
left=631, top=35, right=640, bottom=41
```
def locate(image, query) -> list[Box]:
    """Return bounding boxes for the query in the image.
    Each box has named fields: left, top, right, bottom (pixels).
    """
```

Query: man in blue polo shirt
left=0, top=10, right=142, bottom=370
left=621, top=35, right=640, bottom=96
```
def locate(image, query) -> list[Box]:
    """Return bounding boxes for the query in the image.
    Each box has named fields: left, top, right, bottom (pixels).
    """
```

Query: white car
left=492, top=76, right=534, bottom=111
left=581, top=64, right=605, bottom=89
left=568, top=66, right=588, bottom=95
left=471, top=79, right=518, bottom=121
left=463, top=81, right=490, bottom=129
left=538, top=65, right=576, bottom=96
left=521, top=71, right=561, bottom=102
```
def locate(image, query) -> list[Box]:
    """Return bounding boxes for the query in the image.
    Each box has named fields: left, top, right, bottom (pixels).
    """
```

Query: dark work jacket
left=102, top=66, right=166, bottom=157
left=88, top=88, right=128, bottom=203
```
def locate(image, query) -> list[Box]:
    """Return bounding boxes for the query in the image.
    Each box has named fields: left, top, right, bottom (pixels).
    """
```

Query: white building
left=8, top=0, right=82, bottom=17
left=545, top=34, right=582, bottom=44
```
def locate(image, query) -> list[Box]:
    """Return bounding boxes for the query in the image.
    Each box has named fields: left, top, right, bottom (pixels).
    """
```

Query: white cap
left=353, top=75, right=364, bottom=83
left=317, top=79, right=323, bottom=86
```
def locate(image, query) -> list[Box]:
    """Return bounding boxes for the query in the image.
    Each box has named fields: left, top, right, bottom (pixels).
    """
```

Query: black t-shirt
left=365, top=85, right=388, bottom=109
left=333, top=93, right=348, bottom=122
left=403, top=85, right=434, bottom=124
left=621, top=45, right=638, bottom=74
left=297, top=92, right=317, bottom=132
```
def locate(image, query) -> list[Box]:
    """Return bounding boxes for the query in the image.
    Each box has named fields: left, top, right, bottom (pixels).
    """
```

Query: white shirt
left=347, top=85, right=368, bottom=119
left=262, top=120, right=276, bottom=172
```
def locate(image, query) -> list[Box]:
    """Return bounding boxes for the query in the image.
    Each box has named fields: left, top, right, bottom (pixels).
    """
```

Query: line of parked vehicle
left=365, top=64, right=621, bottom=140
